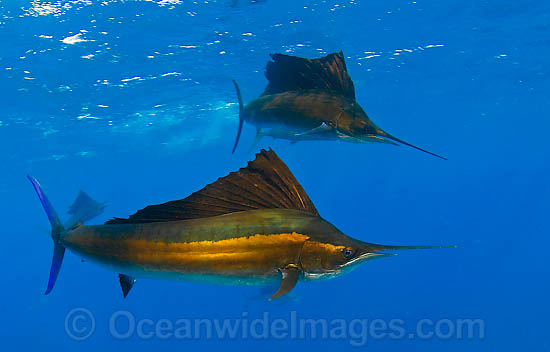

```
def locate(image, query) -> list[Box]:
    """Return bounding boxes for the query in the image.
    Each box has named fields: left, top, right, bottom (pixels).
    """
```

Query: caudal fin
left=28, top=176, right=66, bottom=295
left=232, top=79, right=244, bottom=154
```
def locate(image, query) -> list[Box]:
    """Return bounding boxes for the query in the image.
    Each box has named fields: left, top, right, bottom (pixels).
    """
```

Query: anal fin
left=118, top=274, right=137, bottom=298
left=270, top=265, right=300, bottom=300
left=247, top=128, right=264, bottom=153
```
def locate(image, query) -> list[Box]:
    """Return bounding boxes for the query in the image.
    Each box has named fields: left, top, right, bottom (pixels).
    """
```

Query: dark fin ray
left=377, top=130, right=447, bottom=160
left=106, top=149, right=318, bottom=224
left=119, top=274, right=136, bottom=298
left=270, top=265, right=300, bottom=300
left=232, top=79, right=244, bottom=154
left=262, top=52, right=356, bottom=100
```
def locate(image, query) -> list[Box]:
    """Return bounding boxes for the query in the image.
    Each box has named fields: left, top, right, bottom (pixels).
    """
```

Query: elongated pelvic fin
left=377, top=131, right=447, bottom=160
left=232, top=79, right=244, bottom=154
left=262, top=52, right=356, bottom=100
left=118, top=274, right=137, bottom=298
left=270, top=265, right=300, bottom=300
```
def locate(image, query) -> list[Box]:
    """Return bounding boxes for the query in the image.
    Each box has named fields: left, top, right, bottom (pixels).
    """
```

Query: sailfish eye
left=342, top=248, right=354, bottom=258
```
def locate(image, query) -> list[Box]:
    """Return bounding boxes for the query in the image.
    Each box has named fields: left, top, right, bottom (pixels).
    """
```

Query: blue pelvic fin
left=28, top=176, right=66, bottom=295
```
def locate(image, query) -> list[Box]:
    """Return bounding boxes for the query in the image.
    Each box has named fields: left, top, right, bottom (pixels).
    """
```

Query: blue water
left=2, top=0, right=549, bottom=350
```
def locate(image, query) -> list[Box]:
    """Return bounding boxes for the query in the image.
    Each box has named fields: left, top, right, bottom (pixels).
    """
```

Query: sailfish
left=29, top=149, right=451, bottom=300
left=232, top=52, right=446, bottom=160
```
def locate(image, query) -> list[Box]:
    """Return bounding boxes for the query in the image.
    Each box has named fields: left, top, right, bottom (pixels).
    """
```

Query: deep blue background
left=1, top=0, right=549, bottom=350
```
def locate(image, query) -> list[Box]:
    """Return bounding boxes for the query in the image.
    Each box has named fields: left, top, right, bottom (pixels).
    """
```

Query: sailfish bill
left=375, top=130, right=448, bottom=160
left=232, top=52, right=446, bottom=159
left=29, top=149, right=452, bottom=300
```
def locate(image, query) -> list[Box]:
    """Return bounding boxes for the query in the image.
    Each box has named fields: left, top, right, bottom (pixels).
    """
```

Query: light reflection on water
left=1, top=0, right=452, bottom=165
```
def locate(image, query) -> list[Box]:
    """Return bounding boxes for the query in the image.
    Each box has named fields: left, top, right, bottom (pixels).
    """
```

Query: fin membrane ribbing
left=262, top=52, right=356, bottom=100
left=106, top=149, right=318, bottom=225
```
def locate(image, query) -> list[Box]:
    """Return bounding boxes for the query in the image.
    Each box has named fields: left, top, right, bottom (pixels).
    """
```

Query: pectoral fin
left=270, top=265, right=300, bottom=300
left=119, top=274, right=137, bottom=298
left=294, top=122, right=332, bottom=137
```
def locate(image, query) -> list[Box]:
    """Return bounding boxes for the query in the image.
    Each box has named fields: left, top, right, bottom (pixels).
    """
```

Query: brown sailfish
left=232, top=52, right=446, bottom=159
left=29, top=149, right=450, bottom=300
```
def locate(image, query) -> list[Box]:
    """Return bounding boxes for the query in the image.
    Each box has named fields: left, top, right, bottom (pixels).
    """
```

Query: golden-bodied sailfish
left=29, top=149, right=450, bottom=300
left=232, top=52, right=446, bottom=159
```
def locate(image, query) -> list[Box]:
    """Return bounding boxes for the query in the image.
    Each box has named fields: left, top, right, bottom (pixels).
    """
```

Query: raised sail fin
left=106, top=149, right=318, bottom=224
left=262, top=52, right=356, bottom=100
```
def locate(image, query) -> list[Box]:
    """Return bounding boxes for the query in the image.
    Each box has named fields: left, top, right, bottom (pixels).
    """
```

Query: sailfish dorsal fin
left=261, top=51, right=356, bottom=100
left=106, top=149, right=318, bottom=224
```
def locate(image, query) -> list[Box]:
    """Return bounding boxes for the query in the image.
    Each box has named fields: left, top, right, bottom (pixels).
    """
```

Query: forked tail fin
left=28, top=176, right=66, bottom=295
left=232, top=79, right=244, bottom=154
